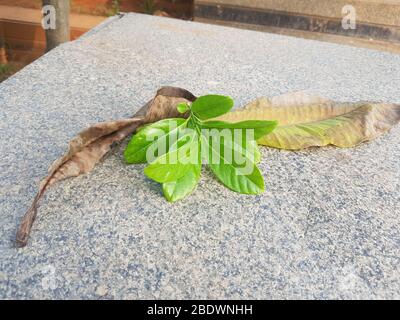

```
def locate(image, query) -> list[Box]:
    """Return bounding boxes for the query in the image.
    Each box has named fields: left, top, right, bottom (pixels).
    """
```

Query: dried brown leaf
left=16, top=86, right=196, bottom=247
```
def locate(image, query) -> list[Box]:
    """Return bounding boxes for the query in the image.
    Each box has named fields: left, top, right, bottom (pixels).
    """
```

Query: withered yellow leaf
left=217, top=92, right=400, bottom=150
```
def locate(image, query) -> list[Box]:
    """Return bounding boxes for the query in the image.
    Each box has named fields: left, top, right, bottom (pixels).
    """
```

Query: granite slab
left=0, top=13, right=399, bottom=299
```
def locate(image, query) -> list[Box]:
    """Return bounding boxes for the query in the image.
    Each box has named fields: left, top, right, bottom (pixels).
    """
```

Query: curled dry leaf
left=217, top=92, right=400, bottom=150
left=16, top=87, right=196, bottom=247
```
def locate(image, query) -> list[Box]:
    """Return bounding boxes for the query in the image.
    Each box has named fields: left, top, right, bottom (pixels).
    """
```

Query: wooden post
left=0, top=37, right=7, bottom=65
left=42, top=0, right=70, bottom=52
left=0, top=23, right=7, bottom=64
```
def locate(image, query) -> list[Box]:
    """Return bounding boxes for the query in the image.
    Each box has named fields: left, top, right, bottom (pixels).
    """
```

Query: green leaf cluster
left=124, top=95, right=277, bottom=202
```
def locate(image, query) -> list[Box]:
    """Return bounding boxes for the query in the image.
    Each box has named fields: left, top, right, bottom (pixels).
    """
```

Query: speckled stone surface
left=1, top=13, right=400, bottom=299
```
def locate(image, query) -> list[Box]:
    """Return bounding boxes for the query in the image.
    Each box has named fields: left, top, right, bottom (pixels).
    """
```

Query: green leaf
left=126, top=92, right=275, bottom=201
left=162, top=163, right=201, bottom=202
left=144, top=160, right=190, bottom=183
left=176, top=102, right=190, bottom=114
left=124, top=118, right=186, bottom=164
left=201, top=120, right=277, bottom=140
left=201, top=135, right=264, bottom=194
left=144, top=133, right=200, bottom=183
left=191, top=95, right=234, bottom=120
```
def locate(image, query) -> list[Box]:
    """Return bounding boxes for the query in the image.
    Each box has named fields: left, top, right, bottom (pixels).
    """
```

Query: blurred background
left=1, top=0, right=399, bottom=82
left=0, top=0, right=194, bottom=82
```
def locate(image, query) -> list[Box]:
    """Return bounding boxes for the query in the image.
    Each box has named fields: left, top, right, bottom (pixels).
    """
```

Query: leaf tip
left=176, top=102, right=190, bottom=114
